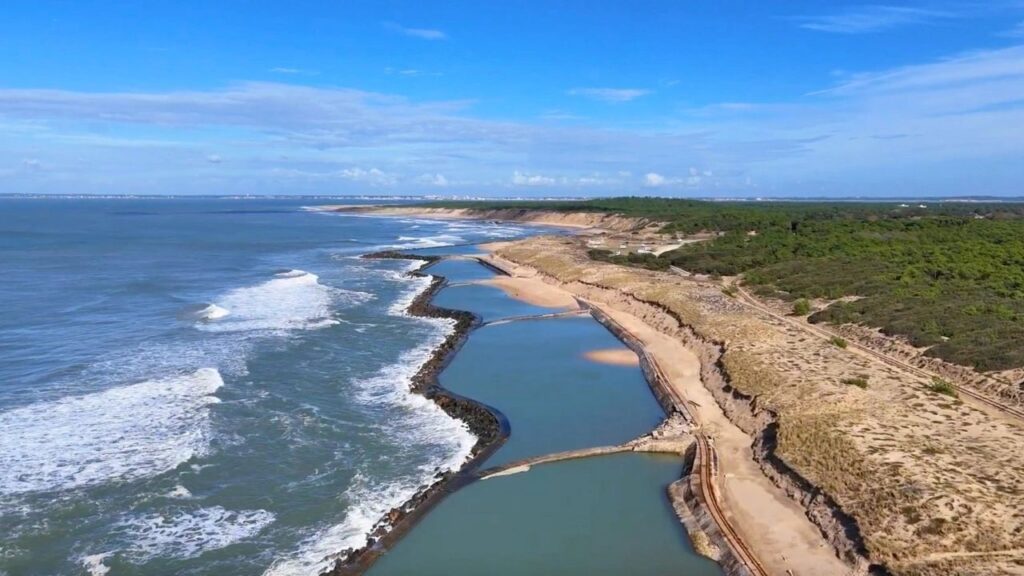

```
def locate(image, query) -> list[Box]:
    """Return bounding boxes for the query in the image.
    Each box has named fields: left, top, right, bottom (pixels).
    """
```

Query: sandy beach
left=471, top=276, right=579, bottom=309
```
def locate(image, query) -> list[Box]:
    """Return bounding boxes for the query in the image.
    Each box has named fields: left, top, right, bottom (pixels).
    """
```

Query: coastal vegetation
left=829, top=336, right=848, bottom=349
left=791, top=298, right=811, bottom=316
left=927, top=377, right=958, bottom=397
left=841, top=376, right=868, bottom=389
left=432, top=198, right=1024, bottom=372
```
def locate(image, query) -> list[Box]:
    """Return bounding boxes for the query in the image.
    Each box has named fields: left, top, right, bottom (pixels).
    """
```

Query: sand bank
left=472, top=276, right=578, bottom=310
left=583, top=348, right=640, bottom=366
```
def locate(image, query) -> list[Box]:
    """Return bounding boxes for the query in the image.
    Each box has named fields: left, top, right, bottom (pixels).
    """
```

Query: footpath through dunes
left=487, top=235, right=1024, bottom=576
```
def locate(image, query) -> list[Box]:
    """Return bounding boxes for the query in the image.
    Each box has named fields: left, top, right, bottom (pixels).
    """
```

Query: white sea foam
left=386, top=270, right=434, bottom=316
left=81, top=553, right=112, bottom=576
left=390, top=233, right=466, bottom=249
left=0, top=368, right=223, bottom=495
left=164, top=484, right=193, bottom=499
left=197, top=303, right=230, bottom=320
left=198, top=270, right=371, bottom=333
left=176, top=302, right=231, bottom=322
left=263, top=265, right=473, bottom=576
left=263, top=470, right=453, bottom=576
left=118, top=506, right=275, bottom=561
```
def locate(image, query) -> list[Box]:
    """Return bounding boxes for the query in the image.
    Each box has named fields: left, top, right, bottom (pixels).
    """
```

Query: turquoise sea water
left=0, top=198, right=535, bottom=576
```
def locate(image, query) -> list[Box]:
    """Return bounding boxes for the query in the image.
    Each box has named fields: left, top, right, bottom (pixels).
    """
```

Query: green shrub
left=927, top=377, right=958, bottom=397
left=829, top=336, right=848, bottom=348
left=842, top=376, right=869, bottom=389
left=722, top=285, right=737, bottom=298
left=792, top=298, right=811, bottom=316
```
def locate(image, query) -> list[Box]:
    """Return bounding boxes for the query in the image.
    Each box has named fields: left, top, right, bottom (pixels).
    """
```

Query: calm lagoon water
left=433, top=283, right=560, bottom=323
left=442, top=315, right=665, bottom=467
left=421, top=258, right=497, bottom=283
left=370, top=453, right=723, bottom=576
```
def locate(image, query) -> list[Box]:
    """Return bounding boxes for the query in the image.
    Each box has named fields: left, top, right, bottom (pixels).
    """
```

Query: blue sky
left=1, top=1, right=1023, bottom=197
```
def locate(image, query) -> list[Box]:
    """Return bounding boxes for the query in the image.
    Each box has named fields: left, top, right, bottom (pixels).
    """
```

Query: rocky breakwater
left=325, top=250, right=509, bottom=576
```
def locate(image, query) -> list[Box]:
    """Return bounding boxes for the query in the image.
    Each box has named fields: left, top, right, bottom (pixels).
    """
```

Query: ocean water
left=0, top=198, right=533, bottom=576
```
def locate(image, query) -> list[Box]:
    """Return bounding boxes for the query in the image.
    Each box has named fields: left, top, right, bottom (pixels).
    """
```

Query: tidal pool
left=369, top=453, right=722, bottom=576
left=433, top=283, right=560, bottom=323
left=442, top=315, right=665, bottom=467
left=422, top=258, right=497, bottom=283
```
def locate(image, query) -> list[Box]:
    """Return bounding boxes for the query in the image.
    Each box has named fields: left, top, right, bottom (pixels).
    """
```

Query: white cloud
left=417, top=172, right=449, bottom=187
left=269, top=67, right=318, bottom=76
left=2, top=44, right=1024, bottom=197
left=337, top=167, right=396, bottom=186
left=384, top=67, right=442, bottom=78
left=643, top=172, right=666, bottom=187
left=206, top=154, right=222, bottom=164
left=384, top=22, right=446, bottom=40
left=569, top=88, right=651, bottom=103
left=643, top=169, right=712, bottom=188
left=512, top=171, right=556, bottom=186
left=796, top=5, right=953, bottom=34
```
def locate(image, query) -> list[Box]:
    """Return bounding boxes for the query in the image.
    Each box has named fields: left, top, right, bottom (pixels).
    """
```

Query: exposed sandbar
left=583, top=348, right=640, bottom=366
left=472, top=276, right=578, bottom=309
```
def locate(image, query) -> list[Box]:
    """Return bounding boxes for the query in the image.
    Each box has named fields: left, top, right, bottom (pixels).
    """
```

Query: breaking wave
left=0, top=368, right=224, bottom=496
left=116, top=506, right=276, bottom=561
left=196, top=270, right=371, bottom=333
left=263, top=263, right=473, bottom=576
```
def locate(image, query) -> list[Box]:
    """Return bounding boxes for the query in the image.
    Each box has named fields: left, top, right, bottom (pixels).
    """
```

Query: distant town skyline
left=2, top=1, right=1023, bottom=197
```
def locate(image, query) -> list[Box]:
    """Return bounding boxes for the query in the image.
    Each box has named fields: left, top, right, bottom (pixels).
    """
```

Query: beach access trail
left=476, top=246, right=851, bottom=576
